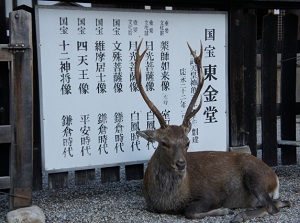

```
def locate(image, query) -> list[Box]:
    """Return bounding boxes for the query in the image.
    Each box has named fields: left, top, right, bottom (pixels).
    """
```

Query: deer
left=134, top=39, right=290, bottom=222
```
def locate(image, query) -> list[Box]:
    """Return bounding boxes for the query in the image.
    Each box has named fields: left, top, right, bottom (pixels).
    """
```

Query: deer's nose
left=176, top=159, right=186, bottom=170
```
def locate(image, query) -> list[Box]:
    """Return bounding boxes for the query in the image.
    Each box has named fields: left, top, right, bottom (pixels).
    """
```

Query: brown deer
left=135, top=39, right=290, bottom=222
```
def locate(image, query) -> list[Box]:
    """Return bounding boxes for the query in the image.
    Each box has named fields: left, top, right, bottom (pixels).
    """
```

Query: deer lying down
left=134, top=39, right=290, bottom=222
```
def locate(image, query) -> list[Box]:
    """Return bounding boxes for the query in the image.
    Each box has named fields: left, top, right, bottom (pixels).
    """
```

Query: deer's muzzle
left=176, top=159, right=186, bottom=171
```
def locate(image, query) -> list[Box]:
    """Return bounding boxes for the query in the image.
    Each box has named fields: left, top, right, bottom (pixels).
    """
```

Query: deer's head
left=135, top=39, right=204, bottom=172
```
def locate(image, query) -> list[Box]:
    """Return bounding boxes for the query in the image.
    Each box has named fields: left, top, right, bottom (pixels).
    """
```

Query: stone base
left=7, top=205, right=45, bottom=223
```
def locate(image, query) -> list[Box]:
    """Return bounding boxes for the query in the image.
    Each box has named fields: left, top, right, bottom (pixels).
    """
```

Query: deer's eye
left=185, top=141, right=190, bottom=150
left=161, top=141, right=168, bottom=148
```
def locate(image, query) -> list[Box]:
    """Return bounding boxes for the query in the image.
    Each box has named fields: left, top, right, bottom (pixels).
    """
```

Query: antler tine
left=135, top=39, right=167, bottom=129
left=182, top=41, right=204, bottom=127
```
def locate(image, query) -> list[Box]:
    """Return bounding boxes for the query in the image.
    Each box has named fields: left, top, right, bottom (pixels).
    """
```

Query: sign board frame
left=35, top=6, right=229, bottom=173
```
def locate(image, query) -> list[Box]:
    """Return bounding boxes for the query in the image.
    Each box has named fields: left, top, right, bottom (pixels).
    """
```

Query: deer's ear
left=182, top=122, right=192, bottom=135
left=137, top=130, right=158, bottom=143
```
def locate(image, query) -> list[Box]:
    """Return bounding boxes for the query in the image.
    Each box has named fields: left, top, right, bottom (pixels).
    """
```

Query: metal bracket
left=2, top=43, right=30, bottom=53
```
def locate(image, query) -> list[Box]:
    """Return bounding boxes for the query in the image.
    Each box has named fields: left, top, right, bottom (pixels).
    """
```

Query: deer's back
left=186, top=151, right=278, bottom=208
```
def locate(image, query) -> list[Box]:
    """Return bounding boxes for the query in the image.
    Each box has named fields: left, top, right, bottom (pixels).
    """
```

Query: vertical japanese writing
left=161, top=41, right=170, bottom=106
left=128, top=19, right=133, bottom=35
left=146, top=111, right=156, bottom=150
left=112, top=41, right=123, bottom=93
left=113, top=19, right=121, bottom=35
left=192, top=128, right=199, bottom=143
left=95, top=18, right=104, bottom=35
left=58, top=15, right=70, bottom=95
left=80, top=114, right=91, bottom=156
left=128, top=19, right=138, bottom=36
left=203, top=28, right=219, bottom=124
left=62, top=115, right=73, bottom=158
left=179, top=68, right=187, bottom=118
left=130, top=111, right=140, bottom=151
left=78, top=18, right=86, bottom=35
left=114, top=112, right=124, bottom=153
left=59, top=17, right=68, bottom=34
left=204, top=45, right=216, bottom=58
left=205, top=29, right=215, bottom=41
left=59, top=40, right=72, bottom=95
left=77, top=41, right=89, bottom=94
left=95, top=41, right=106, bottom=93
left=190, top=49, right=199, bottom=143
left=144, top=20, right=154, bottom=36
left=97, top=113, right=108, bottom=154
left=159, top=20, right=169, bottom=36
left=145, top=41, right=155, bottom=92
left=129, top=41, right=138, bottom=92
left=161, top=109, right=170, bottom=125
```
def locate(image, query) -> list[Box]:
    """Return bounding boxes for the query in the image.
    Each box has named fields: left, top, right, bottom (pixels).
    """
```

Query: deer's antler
left=182, top=41, right=204, bottom=128
left=135, top=39, right=167, bottom=129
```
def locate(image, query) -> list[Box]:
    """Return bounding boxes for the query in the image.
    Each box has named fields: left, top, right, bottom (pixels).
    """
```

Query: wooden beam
left=0, top=176, right=10, bottom=189
left=0, top=45, right=12, bottom=61
left=278, top=140, right=300, bottom=147
left=0, top=125, right=11, bottom=143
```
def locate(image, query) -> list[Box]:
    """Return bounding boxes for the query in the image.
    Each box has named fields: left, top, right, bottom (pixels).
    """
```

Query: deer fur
left=135, top=39, right=290, bottom=222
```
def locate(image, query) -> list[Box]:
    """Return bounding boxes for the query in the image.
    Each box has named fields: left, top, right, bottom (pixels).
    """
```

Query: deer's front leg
left=185, top=200, right=233, bottom=219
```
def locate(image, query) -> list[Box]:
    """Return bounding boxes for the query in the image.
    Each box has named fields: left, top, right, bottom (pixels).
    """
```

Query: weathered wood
left=9, top=10, right=33, bottom=210
left=280, top=13, right=298, bottom=165
left=101, top=166, right=120, bottom=183
left=0, top=176, right=10, bottom=189
left=261, top=13, right=278, bottom=166
left=0, top=125, right=11, bottom=143
left=75, top=169, right=95, bottom=186
left=0, top=45, right=12, bottom=61
left=125, top=164, right=144, bottom=181
left=14, top=4, right=43, bottom=191
left=229, top=8, right=245, bottom=147
left=48, top=172, right=68, bottom=189
left=243, top=12, right=257, bottom=156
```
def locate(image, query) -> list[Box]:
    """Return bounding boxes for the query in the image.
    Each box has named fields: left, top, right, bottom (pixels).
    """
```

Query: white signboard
left=36, top=6, right=228, bottom=172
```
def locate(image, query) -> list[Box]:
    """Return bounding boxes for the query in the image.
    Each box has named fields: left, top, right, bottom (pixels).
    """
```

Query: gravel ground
left=0, top=149, right=299, bottom=223
left=0, top=117, right=299, bottom=222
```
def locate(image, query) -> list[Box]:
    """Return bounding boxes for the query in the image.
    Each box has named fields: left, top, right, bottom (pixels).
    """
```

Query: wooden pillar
left=229, top=8, right=245, bottom=147
left=244, top=12, right=257, bottom=156
left=281, top=13, right=298, bottom=165
left=9, top=10, right=33, bottom=210
left=261, top=13, right=278, bottom=166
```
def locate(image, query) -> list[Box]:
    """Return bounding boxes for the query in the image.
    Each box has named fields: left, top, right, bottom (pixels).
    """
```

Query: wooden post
left=243, top=12, right=257, bottom=156
left=281, top=13, right=298, bottom=165
left=229, top=8, right=245, bottom=147
left=261, top=13, right=278, bottom=166
left=125, top=164, right=144, bottom=181
left=48, top=172, right=68, bottom=189
left=101, top=166, right=120, bottom=183
left=75, top=169, right=95, bottom=186
left=9, top=10, right=33, bottom=210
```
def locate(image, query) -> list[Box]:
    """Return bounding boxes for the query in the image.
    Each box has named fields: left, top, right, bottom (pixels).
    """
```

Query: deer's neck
left=152, top=152, right=186, bottom=191
left=145, top=152, right=189, bottom=213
